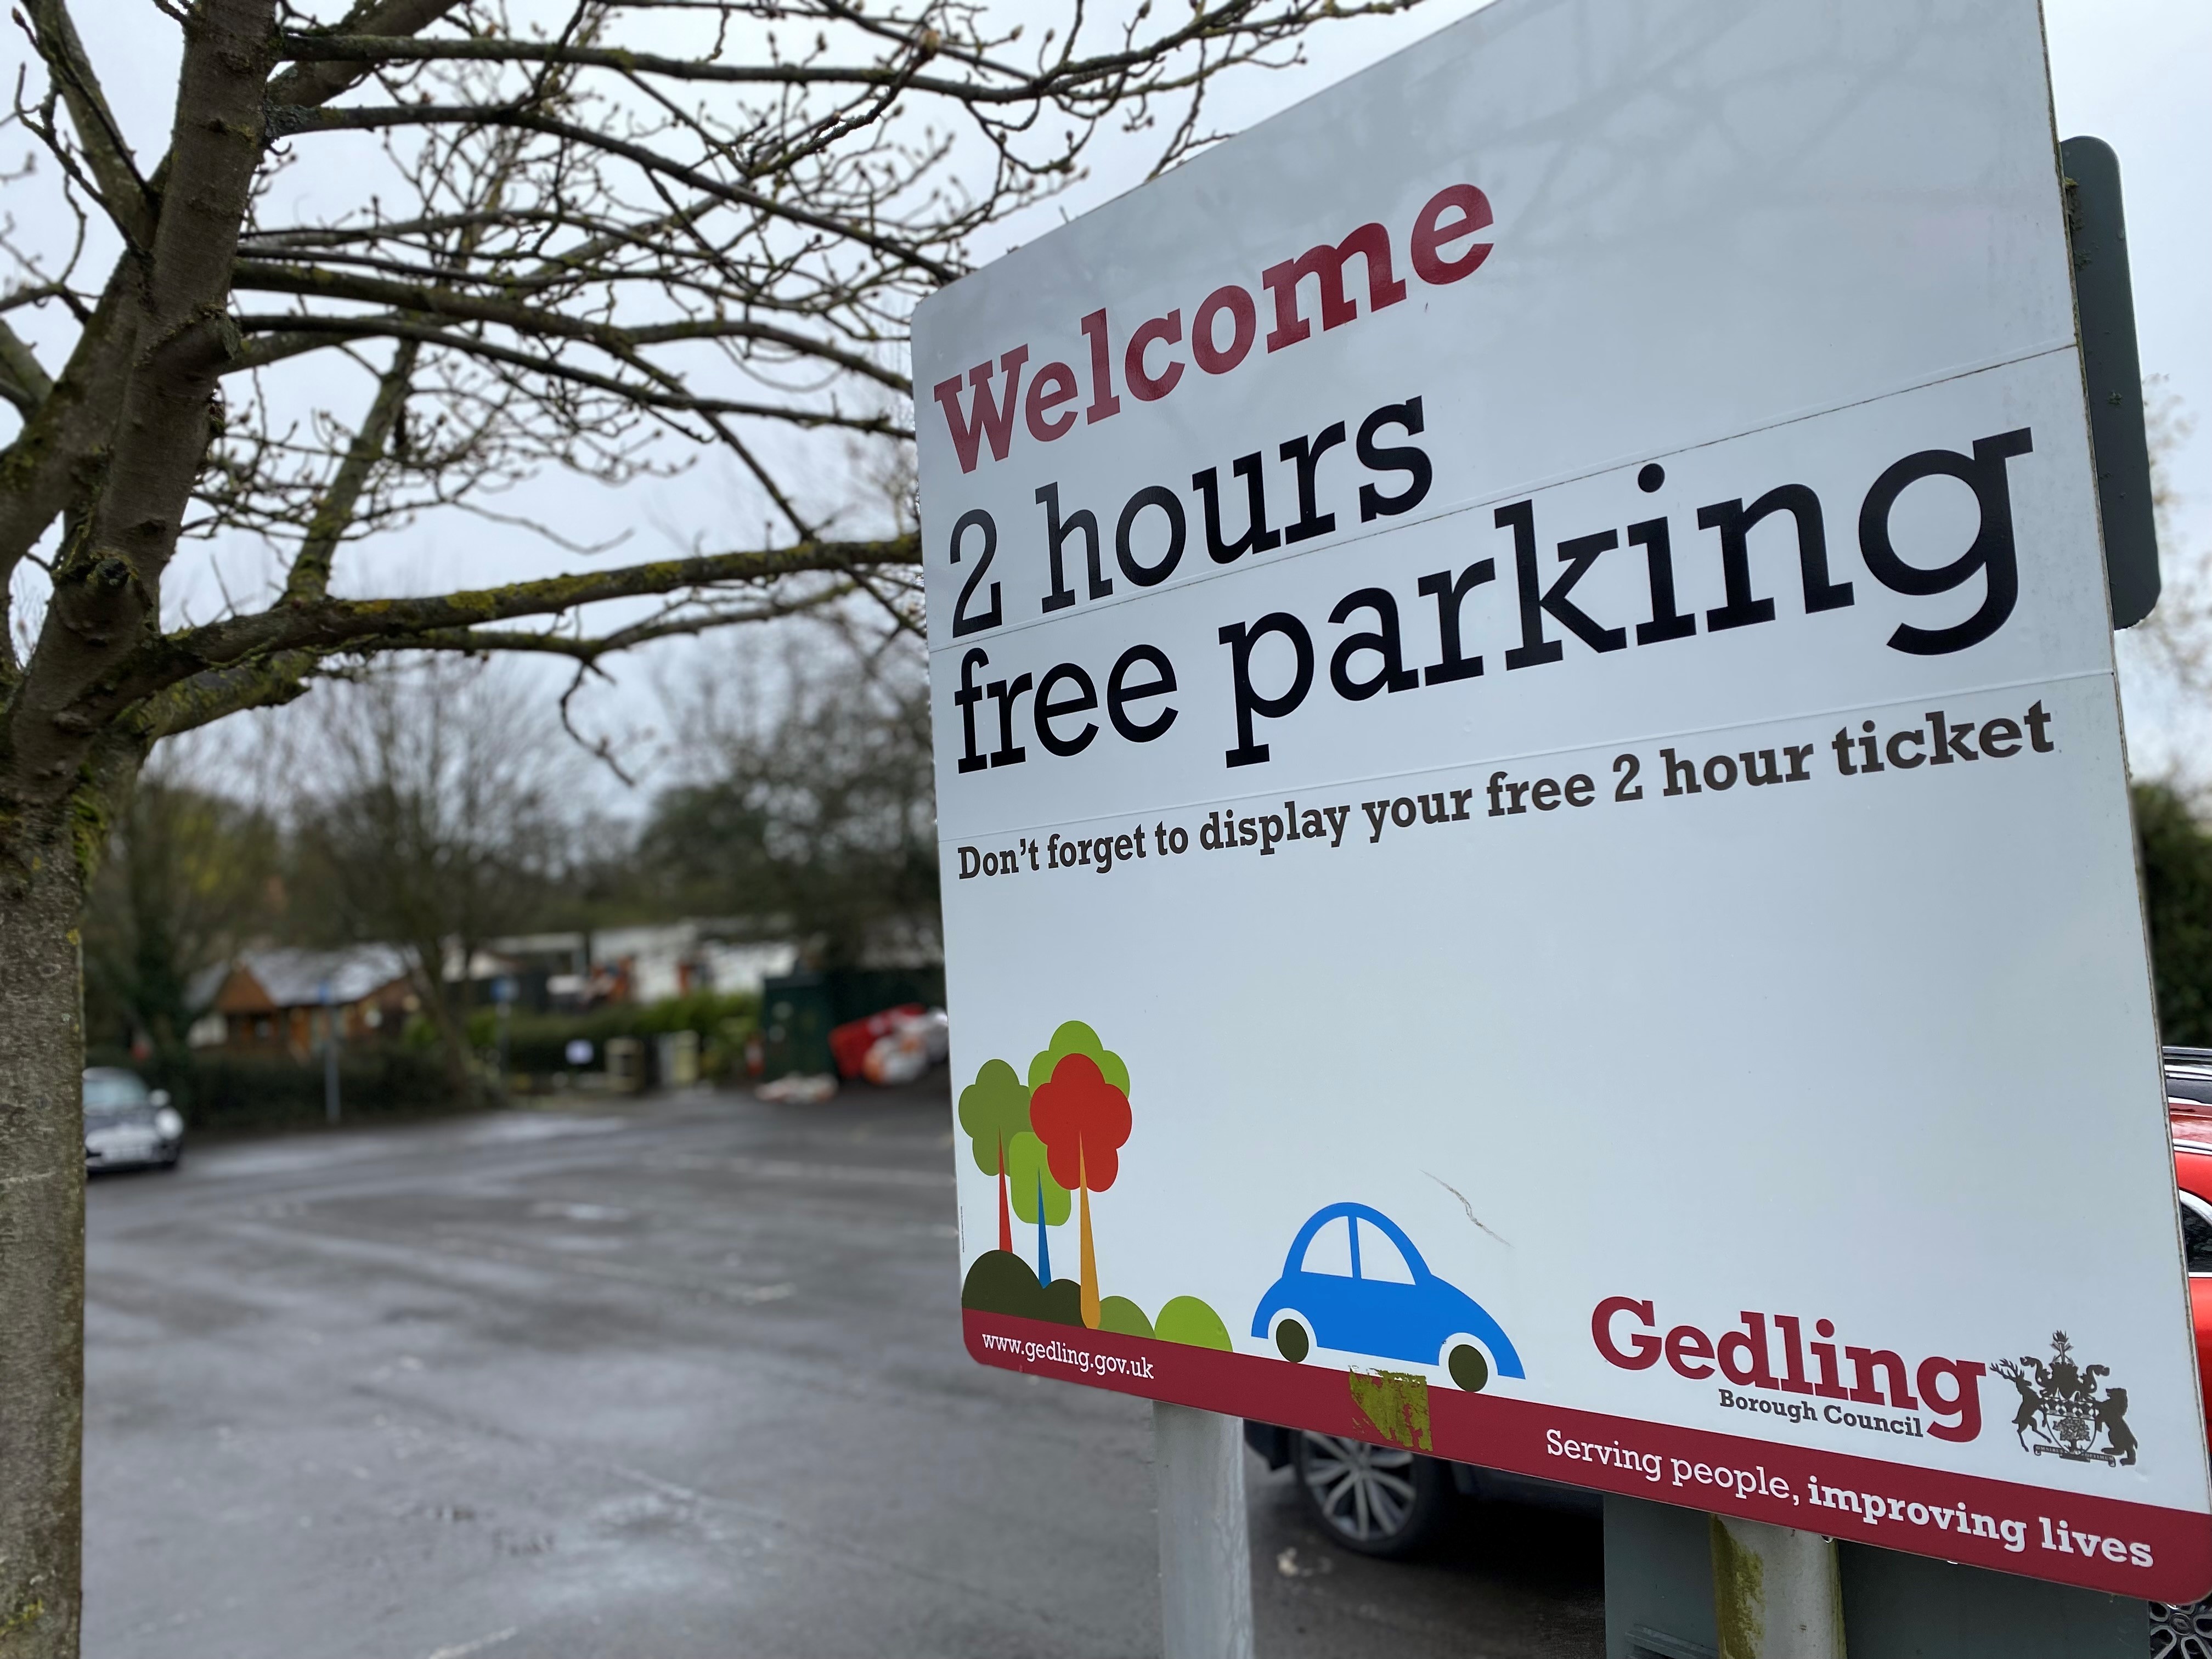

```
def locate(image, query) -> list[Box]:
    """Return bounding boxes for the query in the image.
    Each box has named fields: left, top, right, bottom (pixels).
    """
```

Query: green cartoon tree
left=1006, top=1132, right=1071, bottom=1284
left=1025, top=1022, right=1132, bottom=1098
left=958, top=1059, right=1032, bottom=1255
left=1028, top=1023, right=1134, bottom=1329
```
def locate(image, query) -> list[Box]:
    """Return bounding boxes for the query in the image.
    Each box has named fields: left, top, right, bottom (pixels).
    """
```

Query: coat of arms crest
left=1991, top=1331, right=2138, bottom=1466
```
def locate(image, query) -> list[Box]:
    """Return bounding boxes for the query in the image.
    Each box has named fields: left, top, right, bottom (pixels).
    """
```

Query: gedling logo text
left=1592, top=1296, right=1985, bottom=1443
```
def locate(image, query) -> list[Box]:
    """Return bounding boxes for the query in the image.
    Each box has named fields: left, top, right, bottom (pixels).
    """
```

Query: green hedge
left=91, top=1047, right=461, bottom=1135
left=82, top=990, right=766, bottom=1131
left=466, top=990, right=760, bottom=1085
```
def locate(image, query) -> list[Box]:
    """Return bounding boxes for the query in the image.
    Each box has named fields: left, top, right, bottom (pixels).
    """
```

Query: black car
left=83, top=1068, right=184, bottom=1171
left=1243, top=1420, right=1596, bottom=1558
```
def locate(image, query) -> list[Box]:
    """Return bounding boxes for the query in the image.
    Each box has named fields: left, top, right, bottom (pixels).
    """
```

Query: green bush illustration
left=1097, top=1296, right=1154, bottom=1339
left=1154, top=1296, right=1232, bottom=1351
left=962, top=1250, right=1083, bottom=1327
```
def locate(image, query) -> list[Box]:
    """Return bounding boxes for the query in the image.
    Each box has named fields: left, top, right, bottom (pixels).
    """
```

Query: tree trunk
left=0, top=825, right=88, bottom=1656
left=1077, top=1150, right=1099, bottom=1330
left=995, top=1139, right=1012, bottom=1255
left=1034, top=1172, right=1052, bottom=1285
left=405, top=940, right=477, bottom=1108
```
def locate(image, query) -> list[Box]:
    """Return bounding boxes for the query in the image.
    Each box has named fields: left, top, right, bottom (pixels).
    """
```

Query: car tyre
left=1290, top=1430, right=1453, bottom=1559
left=1272, top=1315, right=1312, bottom=1363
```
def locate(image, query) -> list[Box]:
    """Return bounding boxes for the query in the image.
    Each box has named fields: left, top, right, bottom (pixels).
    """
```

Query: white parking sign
left=916, top=0, right=2212, bottom=1598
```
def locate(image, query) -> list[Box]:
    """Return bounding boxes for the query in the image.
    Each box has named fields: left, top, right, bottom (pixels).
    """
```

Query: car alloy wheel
left=1291, top=1431, right=1449, bottom=1558
left=2151, top=1595, right=2212, bottom=1659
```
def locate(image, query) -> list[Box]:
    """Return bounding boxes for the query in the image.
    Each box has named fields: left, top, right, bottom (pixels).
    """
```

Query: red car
left=2033, top=1045, right=2212, bottom=1657
left=2168, top=1063, right=2212, bottom=1425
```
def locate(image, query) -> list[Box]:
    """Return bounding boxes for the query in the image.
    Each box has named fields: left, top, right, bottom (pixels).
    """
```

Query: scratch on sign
left=1426, top=1172, right=1510, bottom=1248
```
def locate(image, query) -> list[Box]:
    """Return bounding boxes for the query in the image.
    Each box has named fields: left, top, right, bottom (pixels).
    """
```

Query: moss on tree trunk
left=0, top=819, right=89, bottom=1656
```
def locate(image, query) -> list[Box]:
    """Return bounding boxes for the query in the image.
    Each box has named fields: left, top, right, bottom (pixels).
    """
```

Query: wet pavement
left=84, top=1079, right=1602, bottom=1658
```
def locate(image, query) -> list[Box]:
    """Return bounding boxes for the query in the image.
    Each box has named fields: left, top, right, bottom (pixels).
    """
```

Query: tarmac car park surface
left=84, top=1077, right=1602, bottom=1659
left=91, top=1060, right=2212, bottom=1656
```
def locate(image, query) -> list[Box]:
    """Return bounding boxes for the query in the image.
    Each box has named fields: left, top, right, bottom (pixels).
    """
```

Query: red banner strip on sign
left=964, top=1310, right=2212, bottom=1602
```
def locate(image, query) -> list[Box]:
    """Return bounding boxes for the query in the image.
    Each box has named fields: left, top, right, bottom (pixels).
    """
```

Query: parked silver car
left=83, top=1068, right=184, bottom=1171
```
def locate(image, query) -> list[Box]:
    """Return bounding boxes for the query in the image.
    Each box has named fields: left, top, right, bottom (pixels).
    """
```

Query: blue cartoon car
left=1251, top=1202, right=1522, bottom=1390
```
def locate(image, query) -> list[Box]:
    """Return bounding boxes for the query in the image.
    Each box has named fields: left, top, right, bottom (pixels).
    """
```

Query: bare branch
left=393, top=584, right=857, bottom=660
left=230, top=258, right=911, bottom=392
left=0, top=317, right=54, bottom=414
left=263, top=103, right=964, bottom=284
left=131, top=649, right=321, bottom=741
left=284, top=337, right=420, bottom=603
left=0, top=282, right=71, bottom=317
left=225, top=313, right=912, bottom=436
left=271, top=7, right=1412, bottom=110
left=16, top=0, right=155, bottom=246
left=262, top=0, right=470, bottom=111
left=99, top=533, right=918, bottom=721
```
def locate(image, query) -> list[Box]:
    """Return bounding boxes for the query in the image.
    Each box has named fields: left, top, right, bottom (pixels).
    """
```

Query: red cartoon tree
left=1029, top=1049, right=1132, bottom=1329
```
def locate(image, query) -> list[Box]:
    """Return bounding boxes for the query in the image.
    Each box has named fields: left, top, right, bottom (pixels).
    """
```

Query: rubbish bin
left=759, top=968, right=946, bottom=1079
left=605, top=1036, right=643, bottom=1093
left=653, top=1029, right=700, bottom=1089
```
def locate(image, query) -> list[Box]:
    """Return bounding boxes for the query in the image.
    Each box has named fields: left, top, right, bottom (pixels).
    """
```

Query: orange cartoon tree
left=1026, top=1023, right=1133, bottom=1329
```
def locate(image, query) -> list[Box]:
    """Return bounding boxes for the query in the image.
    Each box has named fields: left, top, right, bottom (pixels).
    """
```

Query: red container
left=828, top=1005, right=925, bottom=1079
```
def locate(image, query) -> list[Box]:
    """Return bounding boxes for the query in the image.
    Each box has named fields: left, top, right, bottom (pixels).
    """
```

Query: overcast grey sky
left=1048, top=0, right=2212, bottom=592
left=10, top=0, right=2208, bottom=794
left=808, top=0, right=2212, bottom=786
left=2039, top=0, right=2212, bottom=776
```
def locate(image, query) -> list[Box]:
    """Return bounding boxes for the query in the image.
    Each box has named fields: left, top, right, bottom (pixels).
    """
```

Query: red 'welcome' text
left=934, top=184, right=1495, bottom=473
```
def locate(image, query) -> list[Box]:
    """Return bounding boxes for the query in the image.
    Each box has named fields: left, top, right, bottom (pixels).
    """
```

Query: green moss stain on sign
left=1348, top=1369, right=1431, bottom=1452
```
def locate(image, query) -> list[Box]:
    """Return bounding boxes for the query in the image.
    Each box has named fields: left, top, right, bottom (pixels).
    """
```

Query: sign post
left=1709, top=1516, right=1843, bottom=1659
left=492, top=974, right=516, bottom=1100
left=1153, top=1403, right=1254, bottom=1659
left=916, top=0, right=2212, bottom=1628
left=318, top=978, right=340, bottom=1126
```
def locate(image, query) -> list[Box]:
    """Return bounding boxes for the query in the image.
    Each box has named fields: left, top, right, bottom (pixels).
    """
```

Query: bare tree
left=643, top=627, right=936, bottom=966
left=0, top=0, right=1420, bottom=1635
left=81, top=760, right=281, bottom=1065
left=289, top=659, right=579, bottom=1098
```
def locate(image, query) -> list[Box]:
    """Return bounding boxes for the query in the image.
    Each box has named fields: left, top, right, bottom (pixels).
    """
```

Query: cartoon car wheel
left=1272, top=1313, right=1314, bottom=1363
left=1443, top=1339, right=1489, bottom=1392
